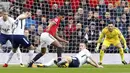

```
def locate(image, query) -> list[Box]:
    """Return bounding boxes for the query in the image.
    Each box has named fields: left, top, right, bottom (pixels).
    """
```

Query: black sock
left=33, top=53, right=43, bottom=61
left=30, top=53, right=43, bottom=64
left=57, top=47, right=63, bottom=62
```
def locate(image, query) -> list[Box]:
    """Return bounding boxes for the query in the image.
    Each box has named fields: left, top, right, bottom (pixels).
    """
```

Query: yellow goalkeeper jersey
left=98, top=27, right=122, bottom=42
left=97, top=26, right=126, bottom=48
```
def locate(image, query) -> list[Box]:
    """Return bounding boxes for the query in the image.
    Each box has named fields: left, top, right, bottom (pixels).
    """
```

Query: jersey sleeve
left=10, top=17, right=15, bottom=24
left=11, top=17, right=15, bottom=22
left=15, top=16, right=20, bottom=21
left=116, top=28, right=121, bottom=34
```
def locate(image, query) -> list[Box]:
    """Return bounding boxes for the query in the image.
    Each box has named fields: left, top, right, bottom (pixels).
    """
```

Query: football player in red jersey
left=28, top=12, right=68, bottom=67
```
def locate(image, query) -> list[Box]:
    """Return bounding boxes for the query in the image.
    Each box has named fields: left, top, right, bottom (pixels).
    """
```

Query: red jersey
left=44, top=17, right=61, bottom=36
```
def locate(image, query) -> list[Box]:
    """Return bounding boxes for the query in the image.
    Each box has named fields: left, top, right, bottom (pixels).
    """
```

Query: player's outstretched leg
left=51, top=40, right=64, bottom=62
left=0, top=44, right=3, bottom=53
left=28, top=53, right=43, bottom=67
left=17, top=47, right=24, bottom=67
left=28, top=48, right=46, bottom=67
left=54, top=59, right=68, bottom=68
left=36, top=59, right=55, bottom=68
left=57, top=47, right=63, bottom=62
left=54, top=60, right=60, bottom=67
left=3, top=50, right=14, bottom=67
left=28, top=50, right=34, bottom=63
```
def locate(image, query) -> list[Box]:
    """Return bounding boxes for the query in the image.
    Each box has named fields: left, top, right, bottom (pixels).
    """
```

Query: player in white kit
left=0, top=11, right=14, bottom=50
left=0, top=10, right=24, bottom=67
left=2, top=9, right=35, bottom=67
left=33, top=42, right=103, bottom=68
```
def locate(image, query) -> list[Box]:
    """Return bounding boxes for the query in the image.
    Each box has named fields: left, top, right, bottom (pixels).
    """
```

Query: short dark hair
left=108, top=21, right=114, bottom=24
left=58, top=11, right=65, bottom=16
left=80, top=40, right=88, bottom=47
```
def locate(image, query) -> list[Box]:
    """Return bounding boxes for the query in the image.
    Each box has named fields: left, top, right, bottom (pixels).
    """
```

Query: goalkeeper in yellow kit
left=95, top=22, right=128, bottom=65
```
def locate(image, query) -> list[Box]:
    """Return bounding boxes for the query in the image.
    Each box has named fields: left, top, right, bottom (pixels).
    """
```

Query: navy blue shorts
left=69, top=57, right=80, bottom=67
left=10, top=35, right=31, bottom=48
left=0, top=33, right=10, bottom=45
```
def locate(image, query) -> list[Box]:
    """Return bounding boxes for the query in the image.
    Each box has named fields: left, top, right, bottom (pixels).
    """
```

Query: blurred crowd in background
left=0, top=0, right=130, bottom=53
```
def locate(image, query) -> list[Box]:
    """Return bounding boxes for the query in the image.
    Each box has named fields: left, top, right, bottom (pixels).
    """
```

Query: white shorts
left=40, top=32, right=57, bottom=48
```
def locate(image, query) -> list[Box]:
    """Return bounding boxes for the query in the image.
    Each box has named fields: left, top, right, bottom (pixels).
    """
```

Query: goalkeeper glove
left=124, top=47, right=129, bottom=53
left=124, top=44, right=129, bottom=53
left=95, top=43, right=100, bottom=52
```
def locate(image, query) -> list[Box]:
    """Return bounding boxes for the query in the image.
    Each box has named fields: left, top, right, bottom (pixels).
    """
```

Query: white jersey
left=75, top=49, right=91, bottom=67
left=0, top=17, right=15, bottom=35
left=13, top=16, right=26, bottom=35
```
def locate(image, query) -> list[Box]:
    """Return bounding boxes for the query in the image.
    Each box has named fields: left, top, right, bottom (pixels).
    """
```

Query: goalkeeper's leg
left=116, top=43, right=127, bottom=65
left=99, top=45, right=107, bottom=65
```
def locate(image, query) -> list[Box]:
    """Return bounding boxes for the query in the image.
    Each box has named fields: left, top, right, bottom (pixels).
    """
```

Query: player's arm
left=46, top=21, right=56, bottom=32
left=88, top=57, right=103, bottom=68
left=97, top=30, right=105, bottom=44
left=85, top=49, right=103, bottom=68
left=95, top=30, right=105, bottom=52
left=17, top=13, right=29, bottom=20
left=55, top=32, right=69, bottom=43
left=118, top=30, right=127, bottom=49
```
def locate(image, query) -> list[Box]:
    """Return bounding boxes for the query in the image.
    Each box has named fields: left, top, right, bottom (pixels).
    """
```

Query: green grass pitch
left=0, top=65, right=130, bottom=73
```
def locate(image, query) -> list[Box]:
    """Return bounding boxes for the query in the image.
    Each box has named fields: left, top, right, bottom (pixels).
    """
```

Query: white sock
left=17, top=47, right=23, bottom=64
left=0, top=48, right=3, bottom=53
left=5, top=50, right=14, bottom=64
left=28, top=50, right=34, bottom=62
left=0, top=44, right=3, bottom=53
left=44, top=59, right=55, bottom=67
